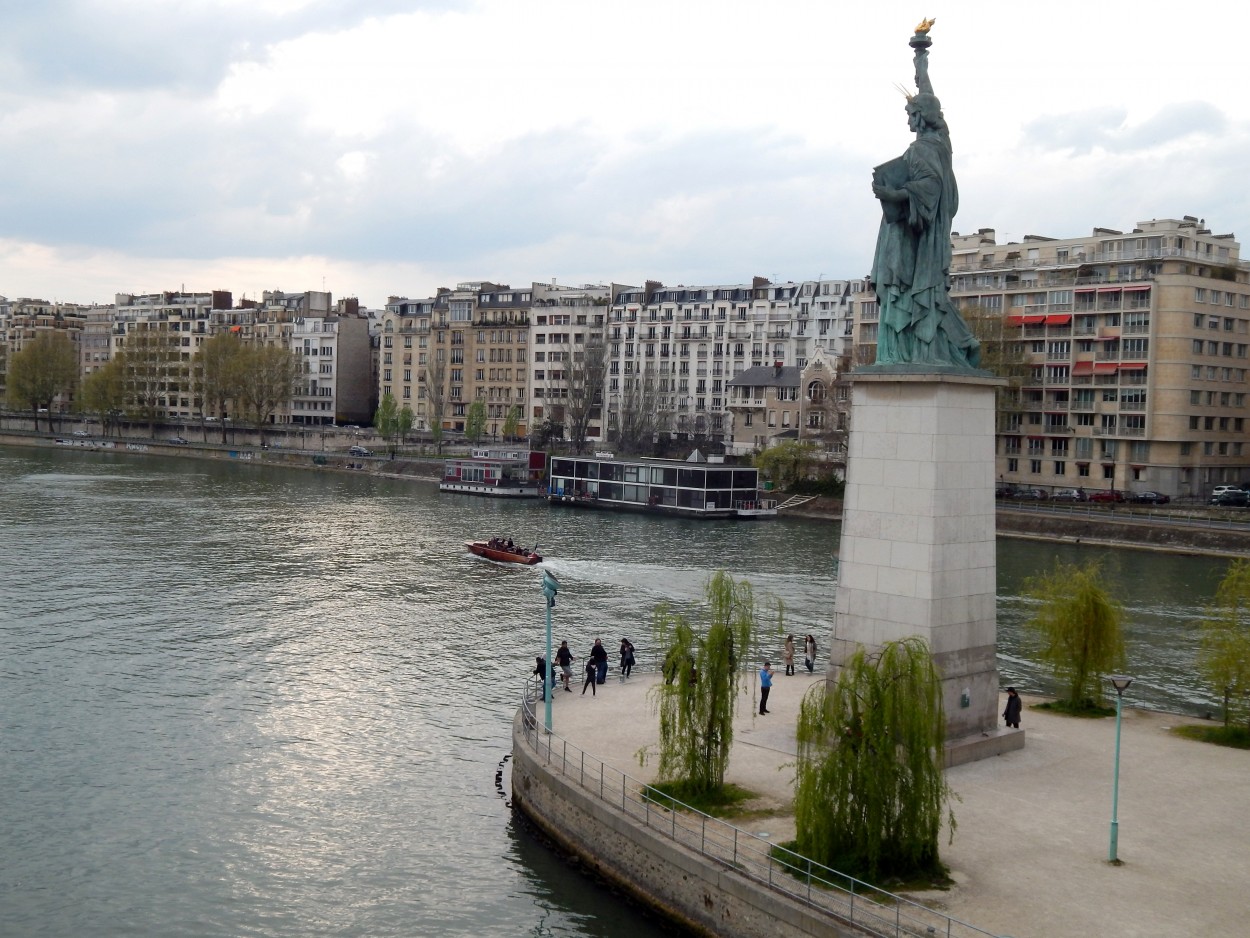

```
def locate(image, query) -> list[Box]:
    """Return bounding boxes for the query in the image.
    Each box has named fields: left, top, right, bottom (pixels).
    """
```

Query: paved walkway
left=541, top=669, right=1249, bottom=938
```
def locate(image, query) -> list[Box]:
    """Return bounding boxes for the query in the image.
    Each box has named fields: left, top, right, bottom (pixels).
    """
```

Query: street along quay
left=513, top=673, right=1249, bottom=938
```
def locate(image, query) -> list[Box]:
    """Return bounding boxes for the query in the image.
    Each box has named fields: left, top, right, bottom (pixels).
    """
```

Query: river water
left=0, top=446, right=1232, bottom=937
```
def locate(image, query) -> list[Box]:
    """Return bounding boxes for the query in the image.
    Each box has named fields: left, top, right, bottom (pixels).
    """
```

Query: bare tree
left=546, top=336, right=606, bottom=454
left=964, top=305, right=1027, bottom=432
left=120, top=326, right=181, bottom=437
left=610, top=365, right=660, bottom=455
left=422, top=355, right=447, bottom=452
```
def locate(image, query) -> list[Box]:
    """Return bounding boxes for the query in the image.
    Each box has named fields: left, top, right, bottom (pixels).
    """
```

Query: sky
left=2, top=1, right=1248, bottom=308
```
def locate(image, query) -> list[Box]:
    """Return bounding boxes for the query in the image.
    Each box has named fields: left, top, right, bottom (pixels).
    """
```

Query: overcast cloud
left=2, top=1, right=1249, bottom=306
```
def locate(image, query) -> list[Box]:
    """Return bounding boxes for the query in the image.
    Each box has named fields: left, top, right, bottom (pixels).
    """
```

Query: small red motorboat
left=466, top=538, right=543, bottom=565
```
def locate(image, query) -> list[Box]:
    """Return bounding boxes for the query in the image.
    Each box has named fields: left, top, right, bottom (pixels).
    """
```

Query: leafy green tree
left=753, top=439, right=818, bottom=489
left=8, top=332, right=79, bottom=431
left=375, top=391, right=400, bottom=455
left=236, top=344, right=300, bottom=444
left=80, top=358, right=127, bottom=436
left=648, top=572, right=777, bottom=796
left=195, top=332, right=245, bottom=443
left=502, top=404, right=521, bottom=443
left=1197, top=558, right=1250, bottom=729
left=397, top=404, right=414, bottom=446
left=465, top=400, right=487, bottom=443
left=794, top=637, right=953, bottom=882
left=1025, top=561, right=1125, bottom=709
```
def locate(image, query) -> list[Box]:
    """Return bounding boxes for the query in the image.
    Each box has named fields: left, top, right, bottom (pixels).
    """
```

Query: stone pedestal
left=828, top=370, right=1022, bottom=758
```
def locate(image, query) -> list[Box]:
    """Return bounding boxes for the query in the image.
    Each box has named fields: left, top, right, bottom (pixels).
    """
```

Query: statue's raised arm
left=912, top=17, right=935, bottom=96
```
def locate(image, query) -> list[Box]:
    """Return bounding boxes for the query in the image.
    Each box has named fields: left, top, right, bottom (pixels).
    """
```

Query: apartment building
left=859, top=216, right=1250, bottom=498
left=606, top=278, right=862, bottom=449
left=381, top=282, right=531, bottom=438
left=529, top=281, right=609, bottom=445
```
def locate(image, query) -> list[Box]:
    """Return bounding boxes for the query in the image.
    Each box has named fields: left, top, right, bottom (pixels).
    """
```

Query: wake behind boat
left=466, top=538, right=543, bottom=565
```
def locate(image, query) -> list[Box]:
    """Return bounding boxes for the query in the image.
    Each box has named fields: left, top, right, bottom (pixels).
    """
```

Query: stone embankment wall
left=781, top=496, right=1250, bottom=557
left=510, top=714, right=859, bottom=938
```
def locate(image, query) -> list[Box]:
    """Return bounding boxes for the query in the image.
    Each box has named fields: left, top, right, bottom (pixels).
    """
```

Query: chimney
left=774, top=360, right=783, bottom=378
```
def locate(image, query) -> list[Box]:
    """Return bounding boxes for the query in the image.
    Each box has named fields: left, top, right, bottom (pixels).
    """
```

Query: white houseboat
left=440, top=448, right=546, bottom=498
left=547, top=454, right=776, bottom=519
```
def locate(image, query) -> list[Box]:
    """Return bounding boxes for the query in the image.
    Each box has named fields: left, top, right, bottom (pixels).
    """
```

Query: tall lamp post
left=541, top=570, right=560, bottom=733
left=1108, top=674, right=1134, bottom=864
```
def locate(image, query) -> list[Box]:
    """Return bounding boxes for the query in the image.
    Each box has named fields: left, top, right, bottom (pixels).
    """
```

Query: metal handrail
left=516, top=682, right=1002, bottom=938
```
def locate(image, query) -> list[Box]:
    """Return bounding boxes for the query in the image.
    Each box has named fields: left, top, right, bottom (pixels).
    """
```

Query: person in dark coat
left=590, top=638, right=608, bottom=685
left=1003, top=687, right=1022, bottom=729
left=533, top=655, right=551, bottom=701
left=619, top=638, right=635, bottom=680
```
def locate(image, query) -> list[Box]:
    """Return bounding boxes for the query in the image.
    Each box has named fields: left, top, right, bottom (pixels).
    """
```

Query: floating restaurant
left=547, top=454, right=776, bottom=518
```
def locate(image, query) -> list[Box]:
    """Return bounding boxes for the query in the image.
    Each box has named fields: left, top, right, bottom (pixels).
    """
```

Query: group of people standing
left=533, top=637, right=636, bottom=699
left=781, top=633, right=819, bottom=676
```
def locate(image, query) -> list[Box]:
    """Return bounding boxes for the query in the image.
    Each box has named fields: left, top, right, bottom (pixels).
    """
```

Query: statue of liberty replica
left=827, top=19, right=1018, bottom=764
left=869, top=18, right=981, bottom=371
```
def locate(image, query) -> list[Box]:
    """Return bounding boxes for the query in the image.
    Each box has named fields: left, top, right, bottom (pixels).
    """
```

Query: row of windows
left=1194, top=289, right=1250, bottom=308
left=1191, top=340, right=1249, bottom=357
left=1188, top=391, right=1248, bottom=407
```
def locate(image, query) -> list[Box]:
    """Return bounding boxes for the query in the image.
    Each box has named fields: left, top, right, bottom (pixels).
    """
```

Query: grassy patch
left=769, top=841, right=952, bottom=896
left=1033, top=699, right=1116, bottom=718
left=1171, top=724, right=1250, bottom=749
left=643, top=781, right=758, bottom=817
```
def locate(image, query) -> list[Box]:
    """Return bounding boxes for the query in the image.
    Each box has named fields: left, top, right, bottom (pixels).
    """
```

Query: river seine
left=0, top=445, right=1232, bottom=936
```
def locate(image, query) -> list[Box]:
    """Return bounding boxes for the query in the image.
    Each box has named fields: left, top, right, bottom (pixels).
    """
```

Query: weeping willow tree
left=648, top=571, right=778, bottom=796
left=1025, top=561, right=1125, bottom=710
left=794, top=637, right=953, bottom=882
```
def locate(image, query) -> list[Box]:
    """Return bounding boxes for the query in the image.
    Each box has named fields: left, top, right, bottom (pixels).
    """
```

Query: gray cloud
left=0, top=1, right=462, bottom=94
left=1022, top=101, right=1227, bottom=155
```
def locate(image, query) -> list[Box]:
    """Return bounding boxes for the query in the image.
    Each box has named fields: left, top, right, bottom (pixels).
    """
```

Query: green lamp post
left=1108, top=674, right=1134, bottom=863
left=541, top=570, right=560, bottom=732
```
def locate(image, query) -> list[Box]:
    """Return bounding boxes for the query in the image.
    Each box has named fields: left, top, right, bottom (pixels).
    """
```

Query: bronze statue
left=869, top=20, right=981, bottom=371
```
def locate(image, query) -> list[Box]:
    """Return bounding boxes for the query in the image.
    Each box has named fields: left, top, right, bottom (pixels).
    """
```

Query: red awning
left=1022, top=315, right=1046, bottom=324
left=1045, top=314, right=1072, bottom=325
left=1093, top=363, right=1119, bottom=373
left=1075, top=288, right=1096, bottom=294
left=1119, top=361, right=1148, bottom=370
left=1072, top=361, right=1095, bottom=374
left=1097, top=286, right=1122, bottom=293
left=1006, top=315, right=1026, bottom=325
left=1122, top=285, right=1151, bottom=292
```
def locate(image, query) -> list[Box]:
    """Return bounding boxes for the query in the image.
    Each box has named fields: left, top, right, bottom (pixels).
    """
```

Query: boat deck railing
left=516, top=681, right=1003, bottom=938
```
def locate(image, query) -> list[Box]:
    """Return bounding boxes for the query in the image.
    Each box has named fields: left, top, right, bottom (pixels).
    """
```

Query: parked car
left=1052, top=488, right=1088, bottom=502
left=1014, top=488, right=1050, bottom=500
left=1130, top=491, right=1171, bottom=505
left=167, top=436, right=189, bottom=445
left=71, top=429, right=91, bottom=438
left=1210, top=489, right=1250, bottom=507
left=1211, top=485, right=1242, bottom=499
left=995, top=484, right=1019, bottom=499
left=348, top=445, right=373, bottom=457
left=1088, top=489, right=1125, bottom=503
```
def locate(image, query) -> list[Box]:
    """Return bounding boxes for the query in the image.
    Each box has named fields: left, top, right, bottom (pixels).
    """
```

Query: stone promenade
left=541, top=668, right=1248, bottom=938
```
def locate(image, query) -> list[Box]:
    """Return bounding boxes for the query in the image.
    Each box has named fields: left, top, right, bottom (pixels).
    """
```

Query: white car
left=72, top=430, right=91, bottom=437
left=1212, top=485, right=1242, bottom=498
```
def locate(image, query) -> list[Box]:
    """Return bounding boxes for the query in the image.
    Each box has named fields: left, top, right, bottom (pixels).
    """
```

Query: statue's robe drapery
left=871, top=130, right=980, bottom=369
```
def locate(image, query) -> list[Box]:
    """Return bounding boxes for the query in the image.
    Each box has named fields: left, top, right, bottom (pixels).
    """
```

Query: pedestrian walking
left=1003, top=687, right=1022, bottom=729
left=582, top=658, right=597, bottom=696
left=804, top=634, right=817, bottom=673
left=619, top=638, right=635, bottom=680
left=783, top=635, right=796, bottom=676
left=555, top=640, right=574, bottom=692
left=590, top=638, right=608, bottom=685
left=759, top=660, right=774, bottom=715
